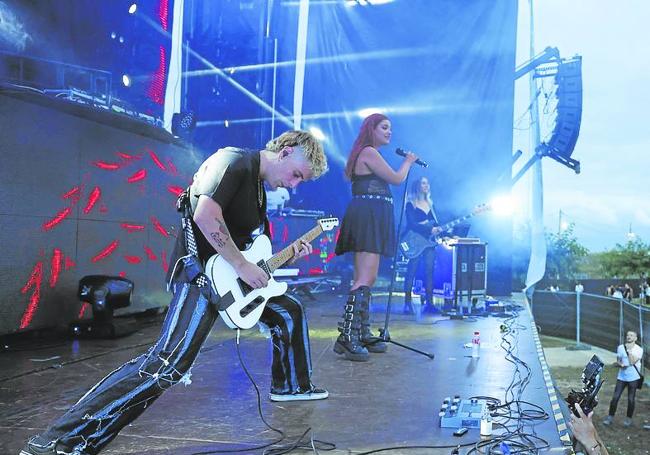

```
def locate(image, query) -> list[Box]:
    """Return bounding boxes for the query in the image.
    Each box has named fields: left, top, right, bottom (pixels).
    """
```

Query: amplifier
left=438, top=397, right=487, bottom=429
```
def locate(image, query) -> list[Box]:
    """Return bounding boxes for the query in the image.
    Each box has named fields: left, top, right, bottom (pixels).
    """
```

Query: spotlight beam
left=183, top=46, right=434, bottom=78
left=196, top=104, right=462, bottom=128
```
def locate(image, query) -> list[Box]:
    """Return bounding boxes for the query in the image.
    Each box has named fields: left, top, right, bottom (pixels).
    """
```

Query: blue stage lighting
left=490, top=195, right=515, bottom=216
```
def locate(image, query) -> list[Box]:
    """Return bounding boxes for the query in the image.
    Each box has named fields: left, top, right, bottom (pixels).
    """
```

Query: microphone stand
left=377, top=167, right=435, bottom=360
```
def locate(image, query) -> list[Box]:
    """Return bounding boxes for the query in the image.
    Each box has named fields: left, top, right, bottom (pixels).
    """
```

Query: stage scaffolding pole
left=523, top=0, right=547, bottom=297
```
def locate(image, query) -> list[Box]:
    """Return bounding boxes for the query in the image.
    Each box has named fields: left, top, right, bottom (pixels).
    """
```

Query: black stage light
left=171, top=111, right=197, bottom=142
left=70, top=275, right=137, bottom=338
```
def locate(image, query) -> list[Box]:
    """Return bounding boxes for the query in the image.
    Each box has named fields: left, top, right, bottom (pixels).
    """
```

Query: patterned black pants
left=41, top=258, right=313, bottom=454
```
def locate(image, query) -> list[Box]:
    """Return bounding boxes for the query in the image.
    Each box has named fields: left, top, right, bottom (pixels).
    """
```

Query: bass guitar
left=205, top=217, right=339, bottom=330
left=399, top=204, right=490, bottom=260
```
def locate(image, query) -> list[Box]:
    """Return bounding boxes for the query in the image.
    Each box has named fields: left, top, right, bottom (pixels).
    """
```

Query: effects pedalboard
left=438, top=396, right=488, bottom=429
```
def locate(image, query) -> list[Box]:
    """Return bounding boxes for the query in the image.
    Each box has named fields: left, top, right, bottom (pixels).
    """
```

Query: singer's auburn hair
left=344, top=113, right=389, bottom=179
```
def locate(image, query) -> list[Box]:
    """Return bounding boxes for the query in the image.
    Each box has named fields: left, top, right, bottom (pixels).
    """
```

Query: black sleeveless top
left=350, top=150, right=392, bottom=197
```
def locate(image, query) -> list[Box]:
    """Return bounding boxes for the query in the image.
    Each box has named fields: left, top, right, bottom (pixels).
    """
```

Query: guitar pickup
left=240, top=296, right=265, bottom=317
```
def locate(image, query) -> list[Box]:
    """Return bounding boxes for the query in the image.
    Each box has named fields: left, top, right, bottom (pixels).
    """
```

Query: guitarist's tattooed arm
left=194, top=195, right=269, bottom=289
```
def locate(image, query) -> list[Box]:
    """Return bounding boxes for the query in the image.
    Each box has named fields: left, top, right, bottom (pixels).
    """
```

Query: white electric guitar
left=204, top=217, right=339, bottom=330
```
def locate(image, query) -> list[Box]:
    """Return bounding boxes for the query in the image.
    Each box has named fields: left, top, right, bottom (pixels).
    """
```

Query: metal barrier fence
left=531, top=290, right=649, bottom=376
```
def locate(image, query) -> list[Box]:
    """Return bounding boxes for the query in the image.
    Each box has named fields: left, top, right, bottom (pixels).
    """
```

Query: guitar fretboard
left=440, top=213, right=474, bottom=231
left=266, top=225, right=323, bottom=273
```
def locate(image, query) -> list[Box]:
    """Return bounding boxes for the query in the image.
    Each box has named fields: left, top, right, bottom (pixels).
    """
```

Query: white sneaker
left=269, top=387, right=329, bottom=402
left=602, top=415, right=613, bottom=426
left=623, top=417, right=633, bottom=427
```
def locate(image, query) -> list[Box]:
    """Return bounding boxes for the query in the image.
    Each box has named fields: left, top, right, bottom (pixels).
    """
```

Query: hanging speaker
left=546, top=56, right=583, bottom=159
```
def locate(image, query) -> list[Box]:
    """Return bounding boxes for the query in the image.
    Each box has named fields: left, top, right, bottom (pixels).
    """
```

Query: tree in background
left=545, top=223, right=589, bottom=280
left=594, top=238, right=650, bottom=279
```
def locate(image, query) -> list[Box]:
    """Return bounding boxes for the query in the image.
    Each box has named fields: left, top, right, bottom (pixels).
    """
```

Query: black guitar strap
left=174, top=188, right=230, bottom=311
left=431, top=203, right=440, bottom=225
left=176, top=188, right=199, bottom=257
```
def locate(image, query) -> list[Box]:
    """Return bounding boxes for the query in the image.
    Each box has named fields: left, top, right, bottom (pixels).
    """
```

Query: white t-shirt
left=266, top=187, right=290, bottom=210
left=616, top=343, right=643, bottom=382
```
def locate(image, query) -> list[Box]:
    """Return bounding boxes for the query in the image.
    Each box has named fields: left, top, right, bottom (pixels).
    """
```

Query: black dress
left=335, top=173, right=395, bottom=257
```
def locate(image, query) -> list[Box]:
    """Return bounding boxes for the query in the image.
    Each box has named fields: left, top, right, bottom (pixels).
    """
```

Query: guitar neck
left=440, top=213, right=475, bottom=231
left=266, top=225, right=323, bottom=273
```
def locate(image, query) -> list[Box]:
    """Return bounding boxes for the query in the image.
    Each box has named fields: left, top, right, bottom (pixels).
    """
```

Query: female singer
left=402, top=176, right=441, bottom=314
left=334, top=113, right=418, bottom=361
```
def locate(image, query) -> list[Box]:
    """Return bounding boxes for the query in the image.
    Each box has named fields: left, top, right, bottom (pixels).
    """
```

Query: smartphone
left=453, top=427, right=468, bottom=437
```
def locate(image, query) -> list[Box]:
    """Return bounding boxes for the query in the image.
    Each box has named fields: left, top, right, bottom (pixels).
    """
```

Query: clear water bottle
left=471, top=331, right=481, bottom=358
left=480, top=409, right=493, bottom=436
left=413, top=293, right=422, bottom=321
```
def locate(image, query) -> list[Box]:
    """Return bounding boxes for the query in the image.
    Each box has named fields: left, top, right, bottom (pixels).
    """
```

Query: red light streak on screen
left=147, top=46, right=167, bottom=105
left=121, top=223, right=146, bottom=233
left=65, top=256, right=76, bottom=270
left=119, top=271, right=126, bottom=278
left=49, top=248, right=62, bottom=287
left=144, top=246, right=158, bottom=261
left=62, top=186, right=81, bottom=202
left=116, top=151, right=142, bottom=162
left=165, top=158, right=178, bottom=175
left=42, top=206, right=73, bottom=232
left=19, top=261, right=43, bottom=329
left=91, top=240, right=119, bottom=263
left=82, top=186, right=101, bottom=214
left=159, top=0, right=169, bottom=30
left=93, top=161, right=121, bottom=170
left=124, top=255, right=142, bottom=264
left=167, top=185, right=183, bottom=197
left=151, top=216, right=169, bottom=237
left=127, top=169, right=147, bottom=183
left=161, top=250, right=169, bottom=273
left=147, top=148, right=167, bottom=171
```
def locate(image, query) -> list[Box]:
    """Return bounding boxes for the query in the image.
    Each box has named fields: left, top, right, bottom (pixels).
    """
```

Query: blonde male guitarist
left=21, top=131, right=329, bottom=455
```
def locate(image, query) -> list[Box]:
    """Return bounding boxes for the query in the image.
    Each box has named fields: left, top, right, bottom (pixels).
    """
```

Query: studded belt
left=353, top=194, right=393, bottom=203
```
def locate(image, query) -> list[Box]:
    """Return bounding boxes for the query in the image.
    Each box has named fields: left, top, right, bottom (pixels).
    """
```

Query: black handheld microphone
left=395, top=148, right=428, bottom=168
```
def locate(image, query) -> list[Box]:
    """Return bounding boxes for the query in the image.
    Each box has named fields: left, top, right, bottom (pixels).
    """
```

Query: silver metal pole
left=270, top=39, right=278, bottom=139
left=619, top=298, right=624, bottom=343
left=576, top=291, right=581, bottom=345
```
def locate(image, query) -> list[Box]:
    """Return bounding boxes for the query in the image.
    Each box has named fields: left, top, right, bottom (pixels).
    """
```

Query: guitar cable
left=191, top=329, right=335, bottom=455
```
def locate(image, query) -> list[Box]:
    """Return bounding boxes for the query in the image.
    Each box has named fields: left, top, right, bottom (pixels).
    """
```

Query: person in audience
left=623, top=283, right=633, bottom=300
left=603, top=330, right=644, bottom=427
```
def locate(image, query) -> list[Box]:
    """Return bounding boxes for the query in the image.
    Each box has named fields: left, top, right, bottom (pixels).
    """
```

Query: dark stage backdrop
left=281, top=0, right=518, bottom=294
left=0, top=92, right=203, bottom=336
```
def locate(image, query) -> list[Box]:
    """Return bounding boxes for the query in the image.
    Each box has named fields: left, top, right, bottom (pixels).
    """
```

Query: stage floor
left=1, top=292, right=572, bottom=454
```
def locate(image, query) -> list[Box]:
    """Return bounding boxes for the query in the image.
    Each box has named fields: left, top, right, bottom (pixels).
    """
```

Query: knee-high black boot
left=422, top=290, right=435, bottom=313
left=333, top=289, right=369, bottom=361
left=358, top=287, right=387, bottom=353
